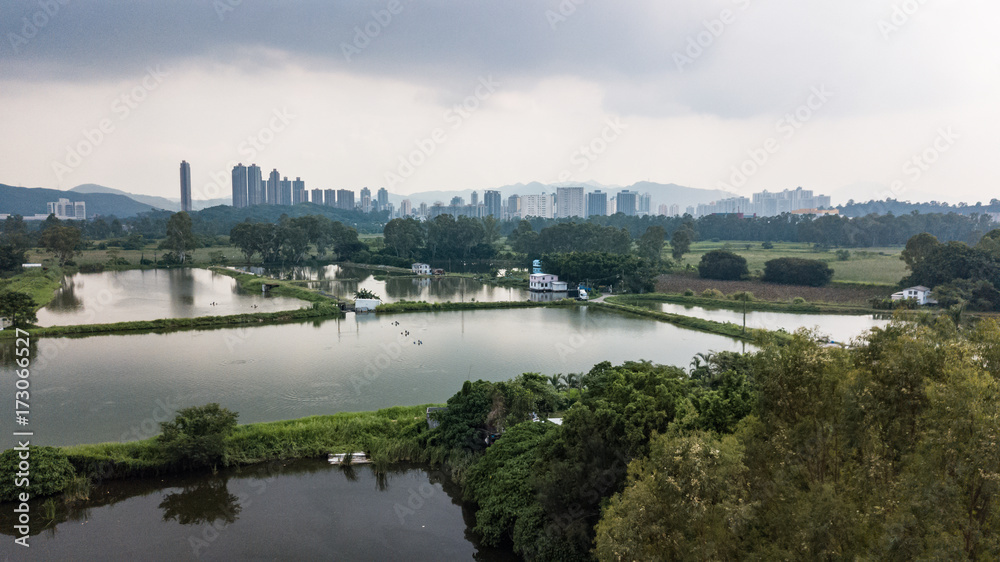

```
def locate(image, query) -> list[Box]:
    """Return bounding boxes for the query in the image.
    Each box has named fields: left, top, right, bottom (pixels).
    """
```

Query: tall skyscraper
left=483, top=190, right=502, bottom=218
left=311, top=188, right=323, bottom=205
left=450, top=196, right=464, bottom=206
left=616, top=190, right=637, bottom=216
left=507, top=194, right=520, bottom=219
left=556, top=186, right=585, bottom=218
left=586, top=190, right=607, bottom=217
left=377, top=187, right=388, bottom=209
left=179, top=160, right=192, bottom=212
left=231, top=163, right=248, bottom=209
left=522, top=193, right=553, bottom=218
left=292, top=177, right=306, bottom=204
left=418, top=202, right=427, bottom=217
left=638, top=192, right=652, bottom=216
left=324, top=189, right=336, bottom=207
left=268, top=169, right=280, bottom=204
left=337, top=189, right=355, bottom=210
left=360, top=187, right=372, bottom=213
left=470, top=191, right=479, bottom=206
left=248, top=164, right=263, bottom=206
left=400, top=199, right=412, bottom=216
left=279, top=177, right=292, bottom=206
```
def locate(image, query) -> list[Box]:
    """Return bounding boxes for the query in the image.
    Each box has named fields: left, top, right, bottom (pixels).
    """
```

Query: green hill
left=0, top=183, right=155, bottom=218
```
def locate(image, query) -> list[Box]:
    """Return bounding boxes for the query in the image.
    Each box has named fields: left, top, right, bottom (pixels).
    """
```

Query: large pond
left=635, top=301, right=889, bottom=342
left=1, top=307, right=746, bottom=446
left=0, top=460, right=516, bottom=561
left=260, top=264, right=531, bottom=303
left=36, top=269, right=308, bottom=326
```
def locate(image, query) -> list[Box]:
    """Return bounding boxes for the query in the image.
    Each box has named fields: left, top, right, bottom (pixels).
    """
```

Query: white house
left=891, top=286, right=935, bottom=305
left=529, top=273, right=558, bottom=291
left=412, top=263, right=431, bottom=275
left=0, top=317, right=11, bottom=330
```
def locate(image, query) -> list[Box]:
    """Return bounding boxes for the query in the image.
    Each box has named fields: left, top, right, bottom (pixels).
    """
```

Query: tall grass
left=60, top=405, right=439, bottom=483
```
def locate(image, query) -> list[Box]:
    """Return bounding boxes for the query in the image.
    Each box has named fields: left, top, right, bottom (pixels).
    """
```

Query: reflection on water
left=262, top=264, right=530, bottom=303
left=36, top=269, right=307, bottom=326
left=638, top=301, right=890, bottom=342
left=0, top=460, right=517, bottom=561
left=1, top=307, right=746, bottom=446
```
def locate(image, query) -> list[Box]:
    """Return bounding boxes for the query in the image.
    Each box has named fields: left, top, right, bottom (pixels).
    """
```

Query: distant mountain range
left=69, top=184, right=230, bottom=211
left=1, top=180, right=735, bottom=219
left=0, top=183, right=157, bottom=218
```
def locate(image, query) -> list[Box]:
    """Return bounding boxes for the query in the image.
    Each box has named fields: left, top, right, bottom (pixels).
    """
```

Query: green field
left=672, top=241, right=908, bottom=285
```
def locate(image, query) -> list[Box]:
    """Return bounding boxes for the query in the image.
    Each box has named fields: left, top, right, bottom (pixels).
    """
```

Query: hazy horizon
left=2, top=1, right=995, bottom=206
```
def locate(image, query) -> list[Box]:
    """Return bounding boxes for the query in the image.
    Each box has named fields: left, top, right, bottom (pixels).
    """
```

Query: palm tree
left=549, top=374, right=566, bottom=391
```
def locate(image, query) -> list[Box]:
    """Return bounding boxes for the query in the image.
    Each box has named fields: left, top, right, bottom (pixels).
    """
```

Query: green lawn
left=672, top=241, right=907, bottom=285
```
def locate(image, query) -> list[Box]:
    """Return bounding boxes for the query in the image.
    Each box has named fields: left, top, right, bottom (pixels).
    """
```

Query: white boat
left=328, top=451, right=371, bottom=465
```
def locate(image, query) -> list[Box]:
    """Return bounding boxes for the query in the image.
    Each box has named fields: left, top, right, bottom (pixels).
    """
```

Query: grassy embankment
left=0, top=266, right=65, bottom=308
left=609, top=293, right=875, bottom=315
left=54, top=405, right=439, bottom=488
left=586, top=299, right=782, bottom=343
left=671, top=241, right=907, bottom=286
left=656, top=272, right=893, bottom=307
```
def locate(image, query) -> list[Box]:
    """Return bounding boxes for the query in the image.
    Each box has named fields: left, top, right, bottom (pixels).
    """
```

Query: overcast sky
left=1, top=0, right=996, bottom=205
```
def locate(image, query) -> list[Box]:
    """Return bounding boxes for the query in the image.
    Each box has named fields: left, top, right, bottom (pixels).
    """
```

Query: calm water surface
left=638, top=301, right=889, bottom=342
left=36, top=269, right=307, bottom=326
left=1, top=307, right=746, bottom=446
left=262, top=264, right=531, bottom=303
left=0, top=460, right=515, bottom=561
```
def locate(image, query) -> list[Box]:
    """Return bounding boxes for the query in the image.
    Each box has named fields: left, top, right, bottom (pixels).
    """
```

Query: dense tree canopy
left=698, top=249, right=749, bottom=280
left=761, top=257, right=835, bottom=286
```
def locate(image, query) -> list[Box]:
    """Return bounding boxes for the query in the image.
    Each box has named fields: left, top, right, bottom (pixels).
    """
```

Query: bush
left=0, top=446, right=76, bottom=501
left=762, top=258, right=834, bottom=287
left=683, top=289, right=695, bottom=297
left=729, top=291, right=754, bottom=301
left=761, top=241, right=774, bottom=249
left=157, top=403, right=239, bottom=470
left=792, top=297, right=807, bottom=305
left=698, top=250, right=748, bottom=281
left=701, top=288, right=725, bottom=299
left=835, top=249, right=851, bottom=261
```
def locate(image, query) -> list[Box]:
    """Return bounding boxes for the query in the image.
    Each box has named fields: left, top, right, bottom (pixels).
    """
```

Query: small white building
left=891, top=286, right=935, bottom=305
left=354, top=298, right=382, bottom=312
left=412, top=263, right=431, bottom=275
left=0, top=317, right=11, bottom=330
left=22, top=263, right=42, bottom=269
left=529, top=273, right=559, bottom=291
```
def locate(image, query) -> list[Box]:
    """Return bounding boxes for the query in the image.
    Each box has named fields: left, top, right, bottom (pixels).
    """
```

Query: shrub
left=698, top=250, right=748, bottom=281
left=683, top=289, right=695, bottom=297
left=792, top=297, right=807, bottom=305
left=835, top=249, right=851, bottom=261
left=761, top=241, right=774, bottom=249
left=701, top=288, right=725, bottom=299
left=762, top=258, right=834, bottom=287
left=157, top=403, right=239, bottom=470
left=729, top=291, right=754, bottom=301
left=0, top=446, right=76, bottom=501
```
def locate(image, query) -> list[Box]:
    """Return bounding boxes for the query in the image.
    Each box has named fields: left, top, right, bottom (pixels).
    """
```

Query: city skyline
left=2, top=3, right=996, bottom=206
